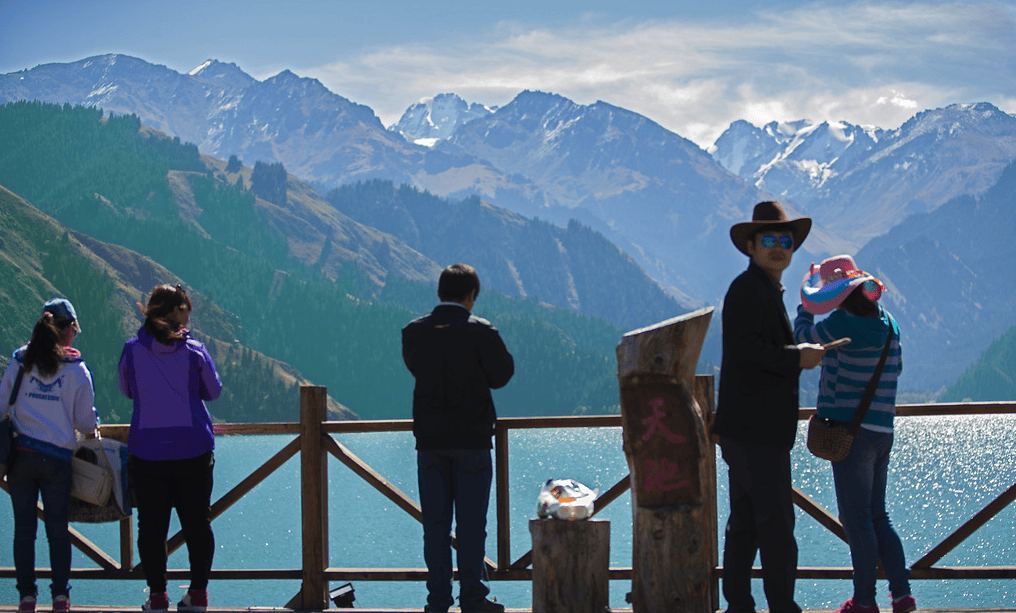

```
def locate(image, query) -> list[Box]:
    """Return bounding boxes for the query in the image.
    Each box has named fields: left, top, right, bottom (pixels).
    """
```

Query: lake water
left=2, top=414, right=1014, bottom=610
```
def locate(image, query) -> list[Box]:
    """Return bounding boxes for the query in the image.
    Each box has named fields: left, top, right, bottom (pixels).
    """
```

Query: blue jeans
left=832, top=428, right=911, bottom=606
left=417, top=449, right=493, bottom=612
left=8, top=450, right=73, bottom=599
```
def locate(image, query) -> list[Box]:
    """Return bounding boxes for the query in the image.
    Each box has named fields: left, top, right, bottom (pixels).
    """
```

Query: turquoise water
left=2, top=415, right=1014, bottom=609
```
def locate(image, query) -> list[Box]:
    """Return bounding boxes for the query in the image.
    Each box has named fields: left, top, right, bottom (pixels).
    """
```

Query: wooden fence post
left=616, top=307, right=715, bottom=613
left=293, top=385, right=329, bottom=610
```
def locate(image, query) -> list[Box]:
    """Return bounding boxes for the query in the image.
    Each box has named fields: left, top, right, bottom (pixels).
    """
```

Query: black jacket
left=402, top=304, right=514, bottom=450
left=713, top=262, right=802, bottom=447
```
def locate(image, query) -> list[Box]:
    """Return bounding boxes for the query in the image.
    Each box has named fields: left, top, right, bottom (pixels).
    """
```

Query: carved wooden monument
left=616, top=307, right=715, bottom=613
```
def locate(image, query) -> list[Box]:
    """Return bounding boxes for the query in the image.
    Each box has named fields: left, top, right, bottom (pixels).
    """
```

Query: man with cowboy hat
left=713, top=201, right=826, bottom=613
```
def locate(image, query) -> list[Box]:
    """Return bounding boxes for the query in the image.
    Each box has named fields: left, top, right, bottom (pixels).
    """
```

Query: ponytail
left=22, top=312, right=72, bottom=377
left=141, top=284, right=193, bottom=345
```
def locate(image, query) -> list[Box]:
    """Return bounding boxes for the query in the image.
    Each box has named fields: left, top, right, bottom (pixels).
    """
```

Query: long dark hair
left=141, top=284, right=193, bottom=345
left=840, top=285, right=879, bottom=318
left=22, top=312, right=75, bottom=377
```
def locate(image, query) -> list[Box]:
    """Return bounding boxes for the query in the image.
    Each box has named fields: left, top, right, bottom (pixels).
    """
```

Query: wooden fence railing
left=2, top=383, right=1015, bottom=609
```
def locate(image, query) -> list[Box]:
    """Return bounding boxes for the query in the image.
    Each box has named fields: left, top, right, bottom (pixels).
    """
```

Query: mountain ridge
left=711, top=102, right=1016, bottom=246
left=5, top=56, right=1016, bottom=398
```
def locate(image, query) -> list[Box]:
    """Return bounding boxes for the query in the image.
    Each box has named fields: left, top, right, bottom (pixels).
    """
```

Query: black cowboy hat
left=730, top=201, right=812, bottom=256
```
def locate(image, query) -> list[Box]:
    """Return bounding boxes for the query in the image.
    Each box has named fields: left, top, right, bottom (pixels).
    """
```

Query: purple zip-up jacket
left=118, top=327, right=222, bottom=461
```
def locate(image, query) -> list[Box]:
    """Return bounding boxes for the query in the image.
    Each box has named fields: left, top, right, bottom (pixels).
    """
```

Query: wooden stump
left=530, top=519, right=610, bottom=613
left=615, top=307, right=715, bottom=613
left=631, top=505, right=713, bottom=611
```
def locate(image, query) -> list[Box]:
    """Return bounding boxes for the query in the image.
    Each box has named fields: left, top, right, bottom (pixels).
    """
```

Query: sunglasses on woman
left=758, top=234, right=794, bottom=250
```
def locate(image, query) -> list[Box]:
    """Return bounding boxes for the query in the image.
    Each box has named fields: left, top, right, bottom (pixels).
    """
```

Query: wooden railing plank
left=1, top=480, right=119, bottom=570
left=591, top=474, right=631, bottom=515
left=4, top=397, right=1015, bottom=592
left=912, top=480, right=1016, bottom=569
left=321, top=435, right=422, bottom=522
left=792, top=486, right=847, bottom=543
left=495, top=424, right=511, bottom=570
left=119, top=516, right=132, bottom=570
left=296, top=386, right=329, bottom=611
left=162, top=437, right=302, bottom=558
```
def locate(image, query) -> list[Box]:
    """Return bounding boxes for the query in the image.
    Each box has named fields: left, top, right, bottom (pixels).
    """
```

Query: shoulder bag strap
left=8, top=366, right=26, bottom=407
left=848, top=334, right=893, bottom=434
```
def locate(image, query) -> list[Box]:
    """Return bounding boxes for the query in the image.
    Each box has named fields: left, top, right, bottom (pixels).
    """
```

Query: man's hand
left=798, top=343, right=826, bottom=369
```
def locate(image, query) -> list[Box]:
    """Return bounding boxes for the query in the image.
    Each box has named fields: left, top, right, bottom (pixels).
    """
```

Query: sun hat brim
left=730, top=217, right=812, bottom=256
left=801, top=266, right=884, bottom=315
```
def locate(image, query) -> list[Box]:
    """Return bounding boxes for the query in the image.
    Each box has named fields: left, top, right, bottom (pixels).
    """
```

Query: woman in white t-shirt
left=1, top=298, right=99, bottom=613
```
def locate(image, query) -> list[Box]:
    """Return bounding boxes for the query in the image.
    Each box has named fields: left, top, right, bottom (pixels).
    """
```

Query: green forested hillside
left=940, top=324, right=1016, bottom=402
left=0, top=186, right=345, bottom=424
left=0, top=101, right=626, bottom=419
left=0, top=190, right=132, bottom=421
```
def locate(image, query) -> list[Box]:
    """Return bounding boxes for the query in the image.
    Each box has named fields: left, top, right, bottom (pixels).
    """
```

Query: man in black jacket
left=402, top=264, right=514, bottom=613
left=713, top=202, right=826, bottom=613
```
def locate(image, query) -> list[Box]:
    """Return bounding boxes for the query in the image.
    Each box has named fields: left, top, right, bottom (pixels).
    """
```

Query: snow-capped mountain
left=710, top=119, right=882, bottom=198
left=390, top=93, right=494, bottom=145
left=5, top=53, right=1016, bottom=394
left=5, top=56, right=1015, bottom=317
left=711, top=103, right=1016, bottom=245
left=0, top=55, right=538, bottom=198
left=432, top=90, right=804, bottom=305
left=1, top=56, right=793, bottom=304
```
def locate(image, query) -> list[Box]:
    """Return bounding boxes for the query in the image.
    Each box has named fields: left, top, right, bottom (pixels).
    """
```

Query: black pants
left=131, top=451, right=215, bottom=593
left=719, top=438, right=801, bottom=613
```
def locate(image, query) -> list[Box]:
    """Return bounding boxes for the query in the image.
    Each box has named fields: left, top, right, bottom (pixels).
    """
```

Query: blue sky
left=1, top=0, right=1014, bottom=147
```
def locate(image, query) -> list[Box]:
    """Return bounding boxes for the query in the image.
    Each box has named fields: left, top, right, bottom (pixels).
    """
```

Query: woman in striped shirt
left=794, top=255, right=916, bottom=613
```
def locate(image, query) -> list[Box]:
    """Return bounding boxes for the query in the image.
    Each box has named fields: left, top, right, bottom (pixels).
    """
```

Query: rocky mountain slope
left=854, top=161, right=1016, bottom=392
left=2, top=56, right=833, bottom=306
left=711, top=103, right=1016, bottom=247
left=426, top=90, right=839, bottom=306
left=391, top=93, right=495, bottom=144
left=6, top=56, right=1016, bottom=396
left=0, top=54, right=553, bottom=218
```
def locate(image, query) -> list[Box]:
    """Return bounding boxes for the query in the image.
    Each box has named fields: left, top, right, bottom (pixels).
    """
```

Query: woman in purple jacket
left=118, top=285, right=221, bottom=613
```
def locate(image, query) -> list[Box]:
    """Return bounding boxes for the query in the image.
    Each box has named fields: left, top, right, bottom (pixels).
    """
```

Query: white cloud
left=301, top=0, right=1016, bottom=148
left=877, top=91, right=919, bottom=109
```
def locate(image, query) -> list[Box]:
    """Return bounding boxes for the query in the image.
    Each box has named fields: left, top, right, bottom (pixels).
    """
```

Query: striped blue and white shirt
left=794, top=304, right=902, bottom=432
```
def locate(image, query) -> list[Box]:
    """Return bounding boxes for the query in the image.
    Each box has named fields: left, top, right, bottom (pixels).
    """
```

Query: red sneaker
left=178, top=589, right=208, bottom=613
left=892, top=594, right=917, bottom=613
left=141, top=592, right=169, bottom=612
left=834, top=598, right=879, bottom=613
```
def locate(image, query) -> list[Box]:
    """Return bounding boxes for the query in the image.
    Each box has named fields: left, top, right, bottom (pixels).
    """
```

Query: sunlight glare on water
left=1, top=416, right=1014, bottom=609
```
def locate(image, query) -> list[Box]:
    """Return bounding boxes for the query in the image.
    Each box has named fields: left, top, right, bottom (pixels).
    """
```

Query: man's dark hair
left=438, top=264, right=481, bottom=303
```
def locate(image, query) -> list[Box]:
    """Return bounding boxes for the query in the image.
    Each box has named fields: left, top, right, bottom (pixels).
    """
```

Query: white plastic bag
left=536, top=478, right=597, bottom=520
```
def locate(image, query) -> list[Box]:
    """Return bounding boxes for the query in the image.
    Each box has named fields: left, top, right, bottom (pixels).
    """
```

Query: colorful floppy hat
left=801, top=255, right=885, bottom=315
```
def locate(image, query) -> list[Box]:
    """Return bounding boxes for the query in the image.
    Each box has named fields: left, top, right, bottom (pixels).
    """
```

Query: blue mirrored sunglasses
left=759, top=234, right=794, bottom=250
